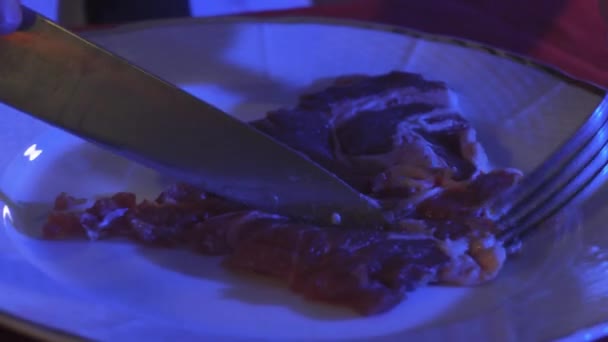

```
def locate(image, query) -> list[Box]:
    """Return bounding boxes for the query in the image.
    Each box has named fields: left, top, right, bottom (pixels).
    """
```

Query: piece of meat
left=43, top=191, right=452, bottom=315
left=298, top=72, right=453, bottom=123
left=254, top=72, right=488, bottom=201
left=336, top=103, right=440, bottom=156
left=43, top=184, right=245, bottom=244
left=43, top=212, right=86, bottom=239
left=416, top=169, right=523, bottom=220
left=193, top=211, right=450, bottom=315
left=41, top=71, right=523, bottom=315
left=408, top=169, right=522, bottom=284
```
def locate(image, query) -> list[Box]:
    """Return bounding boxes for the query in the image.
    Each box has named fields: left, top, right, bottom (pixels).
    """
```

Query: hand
left=0, top=0, right=21, bottom=34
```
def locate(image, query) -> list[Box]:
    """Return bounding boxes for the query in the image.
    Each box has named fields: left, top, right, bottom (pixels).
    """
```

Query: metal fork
left=496, top=0, right=608, bottom=245
left=493, top=95, right=608, bottom=245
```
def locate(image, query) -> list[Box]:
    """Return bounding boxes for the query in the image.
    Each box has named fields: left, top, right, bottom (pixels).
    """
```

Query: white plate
left=0, top=17, right=606, bottom=342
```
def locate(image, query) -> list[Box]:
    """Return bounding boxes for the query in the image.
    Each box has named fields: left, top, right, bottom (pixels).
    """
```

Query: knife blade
left=0, top=6, right=386, bottom=228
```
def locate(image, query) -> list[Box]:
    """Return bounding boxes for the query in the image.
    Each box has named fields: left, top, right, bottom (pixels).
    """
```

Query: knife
left=0, top=6, right=386, bottom=228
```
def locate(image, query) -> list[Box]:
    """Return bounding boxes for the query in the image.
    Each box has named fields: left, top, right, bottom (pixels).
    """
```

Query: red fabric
left=252, top=0, right=608, bottom=89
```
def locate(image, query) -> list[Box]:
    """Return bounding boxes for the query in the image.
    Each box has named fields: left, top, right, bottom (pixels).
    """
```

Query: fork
left=493, top=95, right=608, bottom=246
left=496, top=0, right=608, bottom=245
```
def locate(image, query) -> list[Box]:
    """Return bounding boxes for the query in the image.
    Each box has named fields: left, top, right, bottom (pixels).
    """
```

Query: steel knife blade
left=0, top=7, right=386, bottom=228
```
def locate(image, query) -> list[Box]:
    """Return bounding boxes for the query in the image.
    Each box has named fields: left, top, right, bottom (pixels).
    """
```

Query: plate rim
left=0, top=309, right=83, bottom=342
left=1, top=14, right=606, bottom=341
left=80, top=15, right=607, bottom=95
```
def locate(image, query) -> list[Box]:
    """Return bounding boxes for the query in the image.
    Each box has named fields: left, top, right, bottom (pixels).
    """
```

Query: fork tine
left=499, top=132, right=608, bottom=244
left=495, top=96, right=608, bottom=244
left=503, top=110, right=608, bottom=225
left=491, top=96, right=608, bottom=216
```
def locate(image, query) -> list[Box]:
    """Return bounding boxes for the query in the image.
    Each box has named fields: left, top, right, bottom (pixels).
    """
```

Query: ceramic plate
left=0, top=17, right=606, bottom=341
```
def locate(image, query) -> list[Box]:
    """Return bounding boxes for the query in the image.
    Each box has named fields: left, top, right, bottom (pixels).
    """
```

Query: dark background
left=84, top=0, right=190, bottom=24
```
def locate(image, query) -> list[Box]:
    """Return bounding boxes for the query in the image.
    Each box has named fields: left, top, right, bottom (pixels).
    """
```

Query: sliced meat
left=408, top=169, right=522, bottom=285
left=43, top=184, right=245, bottom=244
left=194, top=211, right=450, bottom=315
left=298, top=72, right=453, bottom=123
left=254, top=72, right=487, bottom=198
left=416, top=169, right=523, bottom=220
left=336, top=103, right=438, bottom=155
